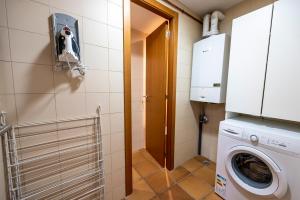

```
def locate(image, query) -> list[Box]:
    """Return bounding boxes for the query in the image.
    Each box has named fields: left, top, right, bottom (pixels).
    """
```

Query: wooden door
left=262, top=0, right=300, bottom=122
left=146, top=22, right=168, bottom=167
left=225, top=5, right=273, bottom=116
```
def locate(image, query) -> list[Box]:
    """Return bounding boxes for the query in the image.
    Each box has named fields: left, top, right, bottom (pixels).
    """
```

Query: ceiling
left=178, top=0, right=245, bottom=17
left=131, top=2, right=166, bottom=35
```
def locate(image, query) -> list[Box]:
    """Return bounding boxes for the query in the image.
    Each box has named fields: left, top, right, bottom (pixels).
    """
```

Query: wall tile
left=100, top=114, right=111, bottom=135
left=109, top=49, right=123, bottom=72
left=108, top=26, right=123, bottom=50
left=12, top=62, right=54, bottom=94
left=32, top=0, right=49, bottom=5
left=102, top=134, right=111, bottom=155
left=84, top=44, right=108, bottom=70
left=9, top=29, right=52, bottom=65
left=176, top=77, right=190, bottom=92
left=85, top=70, right=109, bottom=93
left=111, top=151, right=125, bottom=170
left=109, top=71, right=123, bottom=93
left=177, top=63, right=192, bottom=78
left=0, top=0, right=126, bottom=198
left=110, top=113, right=124, bottom=133
left=83, top=18, right=108, bottom=47
left=109, top=0, right=122, bottom=6
left=6, top=0, right=49, bottom=34
left=0, top=61, right=13, bottom=94
left=53, top=71, right=85, bottom=94
left=112, top=184, right=125, bottom=200
left=108, top=3, right=123, bottom=28
left=105, top=191, right=113, bottom=200
left=0, top=27, right=11, bottom=61
left=15, top=94, right=56, bottom=123
left=0, top=95, right=17, bottom=124
left=55, top=93, right=86, bottom=119
left=86, top=93, right=109, bottom=114
left=109, top=93, right=124, bottom=113
left=0, top=0, right=7, bottom=27
left=104, top=173, right=112, bottom=193
left=104, top=155, right=112, bottom=173
left=111, top=169, right=125, bottom=193
left=110, top=132, right=124, bottom=153
left=49, top=0, right=107, bottom=23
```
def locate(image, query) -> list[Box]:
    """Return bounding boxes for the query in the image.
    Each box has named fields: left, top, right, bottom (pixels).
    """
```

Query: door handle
left=143, top=95, right=151, bottom=101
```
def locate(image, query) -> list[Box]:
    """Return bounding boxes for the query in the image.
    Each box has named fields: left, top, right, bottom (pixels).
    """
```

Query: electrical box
left=190, top=34, right=230, bottom=103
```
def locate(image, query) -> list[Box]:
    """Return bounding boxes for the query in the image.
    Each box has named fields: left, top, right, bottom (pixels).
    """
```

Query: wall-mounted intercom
left=51, top=13, right=85, bottom=76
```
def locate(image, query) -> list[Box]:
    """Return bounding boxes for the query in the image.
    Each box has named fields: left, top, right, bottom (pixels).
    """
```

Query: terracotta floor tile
left=204, top=192, right=223, bottom=200
left=181, top=158, right=203, bottom=172
left=127, top=179, right=156, bottom=200
left=169, top=166, right=190, bottom=182
left=145, top=170, right=175, bottom=194
left=194, top=155, right=209, bottom=163
left=132, top=150, right=147, bottom=166
left=194, top=156, right=217, bottom=171
left=178, top=175, right=213, bottom=200
left=134, top=159, right=161, bottom=178
left=158, top=185, right=193, bottom=200
left=207, top=162, right=216, bottom=171
left=132, top=168, right=142, bottom=183
left=140, top=149, right=162, bottom=167
left=193, top=166, right=216, bottom=186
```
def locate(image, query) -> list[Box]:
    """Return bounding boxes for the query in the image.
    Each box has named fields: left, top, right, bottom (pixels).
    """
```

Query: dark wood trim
left=123, top=0, right=133, bottom=195
left=123, top=0, right=178, bottom=195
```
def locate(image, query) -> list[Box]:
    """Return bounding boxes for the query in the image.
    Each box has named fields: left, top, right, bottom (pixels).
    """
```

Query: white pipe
left=209, top=11, right=225, bottom=35
left=202, top=14, right=210, bottom=37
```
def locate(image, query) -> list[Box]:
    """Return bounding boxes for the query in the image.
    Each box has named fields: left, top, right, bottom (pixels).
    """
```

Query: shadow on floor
left=127, top=149, right=223, bottom=200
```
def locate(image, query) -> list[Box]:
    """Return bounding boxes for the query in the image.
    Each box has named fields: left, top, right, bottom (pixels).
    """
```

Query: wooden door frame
left=123, top=0, right=178, bottom=195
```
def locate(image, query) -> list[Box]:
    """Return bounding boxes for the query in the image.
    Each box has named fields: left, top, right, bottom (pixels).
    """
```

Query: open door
left=145, top=22, right=168, bottom=167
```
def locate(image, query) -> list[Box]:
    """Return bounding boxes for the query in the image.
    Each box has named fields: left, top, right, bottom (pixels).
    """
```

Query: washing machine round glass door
left=225, top=146, right=288, bottom=198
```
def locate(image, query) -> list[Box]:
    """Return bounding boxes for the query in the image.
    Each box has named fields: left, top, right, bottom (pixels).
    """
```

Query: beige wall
left=201, top=0, right=275, bottom=162
left=0, top=0, right=124, bottom=199
left=131, top=29, right=146, bottom=152
left=173, top=14, right=202, bottom=167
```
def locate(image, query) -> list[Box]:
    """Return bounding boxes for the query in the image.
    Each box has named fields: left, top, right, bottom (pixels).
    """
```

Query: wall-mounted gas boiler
left=190, top=33, right=230, bottom=103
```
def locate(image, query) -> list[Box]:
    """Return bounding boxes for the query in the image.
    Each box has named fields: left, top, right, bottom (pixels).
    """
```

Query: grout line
left=3, top=0, right=19, bottom=126
left=131, top=151, right=216, bottom=199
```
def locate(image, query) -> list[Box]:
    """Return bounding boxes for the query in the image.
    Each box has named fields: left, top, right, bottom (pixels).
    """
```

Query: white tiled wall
left=131, top=29, right=146, bottom=152
left=174, top=14, right=202, bottom=167
left=0, top=0, right=124, bottom=199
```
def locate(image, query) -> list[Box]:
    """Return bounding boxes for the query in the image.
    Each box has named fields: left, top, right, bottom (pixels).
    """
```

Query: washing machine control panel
left=242, top=129, right=300, bottom=155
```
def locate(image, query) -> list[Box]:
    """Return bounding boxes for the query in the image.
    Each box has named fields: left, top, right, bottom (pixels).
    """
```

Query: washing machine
left=215, top=117, right=300, bottom=200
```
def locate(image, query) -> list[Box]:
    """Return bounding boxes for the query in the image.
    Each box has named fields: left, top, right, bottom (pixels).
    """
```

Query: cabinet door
left=225, top=5, right=273, bottom=116
left=262, top=0, right=300, bottom=122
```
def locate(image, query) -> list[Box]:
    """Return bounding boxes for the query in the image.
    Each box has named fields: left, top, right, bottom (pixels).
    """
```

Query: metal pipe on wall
left=162, top=0, right=203, bottom=24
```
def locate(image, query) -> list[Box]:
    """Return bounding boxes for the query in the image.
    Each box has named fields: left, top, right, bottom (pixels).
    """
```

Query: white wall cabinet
left=225, top=5, right=273, bottom=116
left=262, top=0, right=300, bottom=122
left=226, top=1, right=300, bottom=122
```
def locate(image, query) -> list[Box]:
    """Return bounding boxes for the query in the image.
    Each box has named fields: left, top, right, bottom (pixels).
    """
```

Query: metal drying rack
left=1, top=107, right=105, bottom=200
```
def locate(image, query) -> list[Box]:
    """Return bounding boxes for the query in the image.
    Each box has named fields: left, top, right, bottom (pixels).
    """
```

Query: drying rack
left=2, top=107, right=105, bottom=200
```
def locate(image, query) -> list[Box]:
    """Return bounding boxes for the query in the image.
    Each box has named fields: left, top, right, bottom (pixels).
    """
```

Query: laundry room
left=0, top=0, right=299, bottom=200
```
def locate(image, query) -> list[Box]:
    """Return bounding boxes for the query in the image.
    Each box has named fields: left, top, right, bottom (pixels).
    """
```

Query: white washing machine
left=215, top=117, right=300, bottom=200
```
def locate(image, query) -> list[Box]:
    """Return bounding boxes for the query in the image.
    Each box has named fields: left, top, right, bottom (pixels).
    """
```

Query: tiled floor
left=127, top=149, right=223, bottom=200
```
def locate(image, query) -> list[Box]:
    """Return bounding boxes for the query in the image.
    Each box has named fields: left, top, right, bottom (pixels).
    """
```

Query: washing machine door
left=225, top=146, right=288, bottom=199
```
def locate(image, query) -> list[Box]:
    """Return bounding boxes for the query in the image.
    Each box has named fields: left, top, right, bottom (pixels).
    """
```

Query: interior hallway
left=128, top=149, right=222, bottom=200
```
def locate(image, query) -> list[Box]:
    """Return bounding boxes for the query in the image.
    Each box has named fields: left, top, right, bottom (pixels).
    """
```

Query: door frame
left=123, top=0, right=178, bottom=195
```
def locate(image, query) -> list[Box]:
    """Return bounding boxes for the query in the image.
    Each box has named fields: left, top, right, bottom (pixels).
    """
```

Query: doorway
left=124, top=0, right=178, bottom=195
